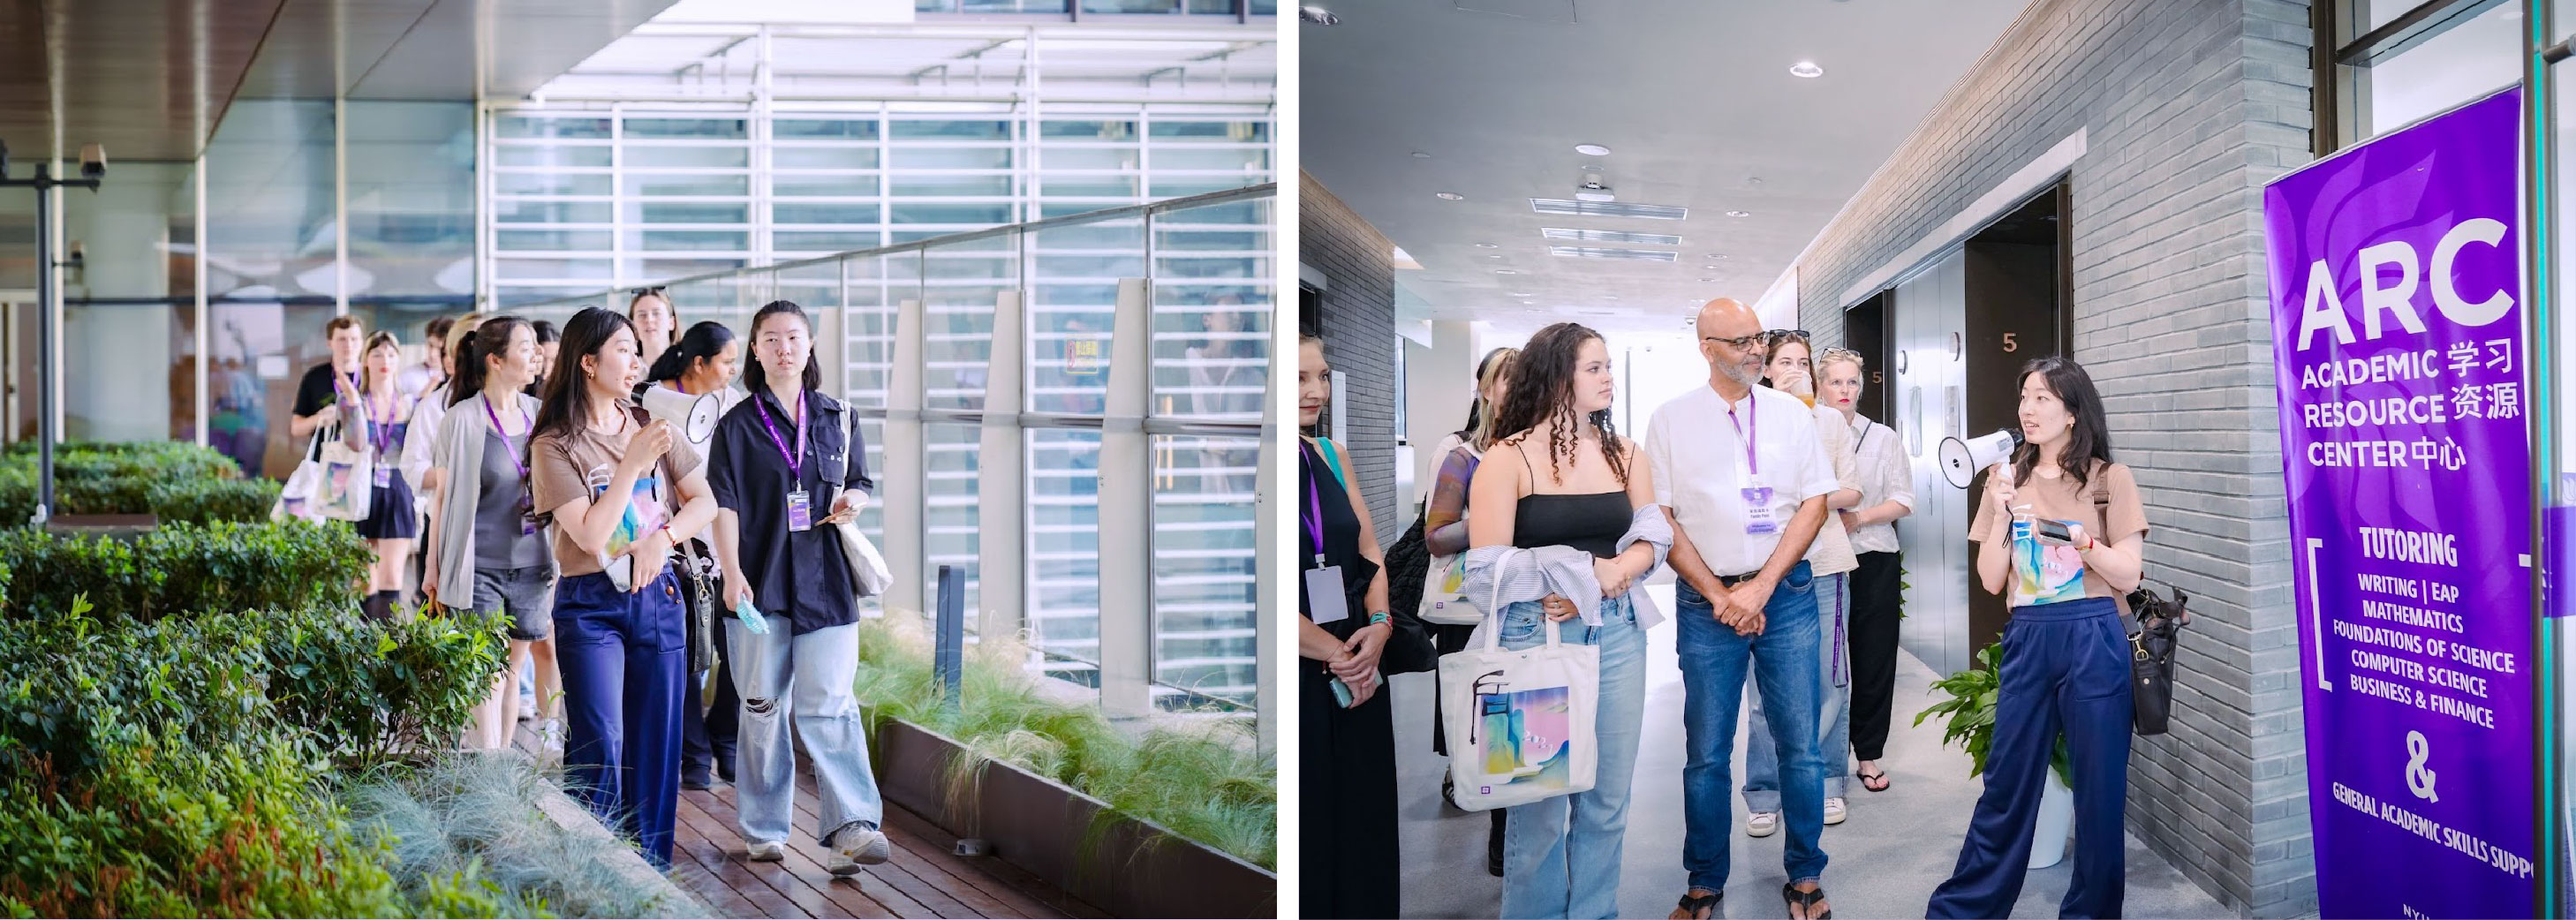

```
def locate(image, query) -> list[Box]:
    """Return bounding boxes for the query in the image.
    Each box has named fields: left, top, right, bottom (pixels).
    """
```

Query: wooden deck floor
left=510, top=720, right=1101, bottom=919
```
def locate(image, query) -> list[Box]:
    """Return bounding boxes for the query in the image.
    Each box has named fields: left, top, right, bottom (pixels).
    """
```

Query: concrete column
left=1254, top=347, right=1278, bottom=750
left=1097, top=276, right=1153, bottom=719
left=883, top=298, right=926, bottom=614
left=1404, top=320, right=1480, bottom=506
left=978, top=289, right=1025, bottom=643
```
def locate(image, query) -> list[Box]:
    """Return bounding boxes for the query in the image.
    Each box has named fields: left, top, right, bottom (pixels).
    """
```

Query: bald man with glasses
left=1647, top=298, right=1838, bottom=920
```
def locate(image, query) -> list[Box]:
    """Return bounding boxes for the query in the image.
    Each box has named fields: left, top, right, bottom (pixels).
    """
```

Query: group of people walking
left=1299, top=296, right=2152, bottom=919
left=286, top=290, right=892, bottom=873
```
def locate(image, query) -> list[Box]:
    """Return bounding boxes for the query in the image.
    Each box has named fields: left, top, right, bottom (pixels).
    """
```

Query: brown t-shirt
left=1970, top=461, right=2149, bottom=613
left=530, top=403, right=704, bottom=578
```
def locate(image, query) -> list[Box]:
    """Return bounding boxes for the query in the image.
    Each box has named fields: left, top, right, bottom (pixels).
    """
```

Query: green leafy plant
left=1914, top=644, right=2074, bottom=788
left=0, top=520, right=371, bottom=622
left=0, top=441, right=256, bottom=524
left=148, top=477, right=283, bottom=524
left=850, top=615, right=1276, bottom=870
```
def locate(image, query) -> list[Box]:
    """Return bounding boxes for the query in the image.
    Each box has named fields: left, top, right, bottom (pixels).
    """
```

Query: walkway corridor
left=1389, top=583, right=2230, bottom=919
left=510, top=721, right=1099, bottom=919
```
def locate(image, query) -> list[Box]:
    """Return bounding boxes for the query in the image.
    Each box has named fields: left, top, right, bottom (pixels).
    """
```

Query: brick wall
left=1787, top=0, right=2315, bottom=915
left=1300, top=170, right=1401, bottom=538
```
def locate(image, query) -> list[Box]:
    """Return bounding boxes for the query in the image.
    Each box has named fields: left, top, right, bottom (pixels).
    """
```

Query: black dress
left=1298, top=439, right=1400, bottom=919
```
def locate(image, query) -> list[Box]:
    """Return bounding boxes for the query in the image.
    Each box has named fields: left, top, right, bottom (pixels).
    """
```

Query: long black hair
left=741, top=300, right=822, bottom=393
left=1489, top=322, right=1627, bottom=487
left=2009, top=355, right=2114, bottom=489
left=647, top=320, right=737, bottom=387
left=533, top=307, right=637, bottom=441
left=449, top=315, right=531, bottom=407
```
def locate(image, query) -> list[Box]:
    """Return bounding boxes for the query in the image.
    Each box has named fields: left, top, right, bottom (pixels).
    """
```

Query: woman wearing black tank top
left=1467, top=322, right=1665, bottom=919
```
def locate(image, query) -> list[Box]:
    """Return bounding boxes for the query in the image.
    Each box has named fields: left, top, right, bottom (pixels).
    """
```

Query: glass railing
left=514, top=185, right=1274, bottom=724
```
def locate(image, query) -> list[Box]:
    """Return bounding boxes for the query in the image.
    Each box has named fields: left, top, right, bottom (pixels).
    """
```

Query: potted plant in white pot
left=1915, top=644, right=2077, bottom=869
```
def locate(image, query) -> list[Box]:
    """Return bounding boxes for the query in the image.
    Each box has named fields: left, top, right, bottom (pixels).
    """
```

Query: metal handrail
left=510, top=183, right=1275, bottom=310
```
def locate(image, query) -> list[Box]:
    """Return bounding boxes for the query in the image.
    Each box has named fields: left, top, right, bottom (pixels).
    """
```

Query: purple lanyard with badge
left=755, top=390, right=814, bottom=532
left=1300, top=441, right=1350, bottom=626
left=483, top=396, right=538, bottom=535
left=368, top=389, right=397, bottom=487
left=1727, top=400, right=1779, bottom=536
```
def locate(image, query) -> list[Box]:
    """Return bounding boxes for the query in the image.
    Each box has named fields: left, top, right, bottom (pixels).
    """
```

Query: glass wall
left=2330, top=0, right=2526, bottom=146
left=513, top=185, right=1272, bottom=714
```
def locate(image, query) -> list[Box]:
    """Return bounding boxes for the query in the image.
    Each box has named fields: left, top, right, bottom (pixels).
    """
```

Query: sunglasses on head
left=1765, top=328, right=1810, bottom=342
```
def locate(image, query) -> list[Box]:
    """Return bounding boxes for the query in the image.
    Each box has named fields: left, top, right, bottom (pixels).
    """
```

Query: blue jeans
left=1744, top=570, right=1852, bottom=808
left=728, top=620, right=885, bottom=848
left=1677, top=562, right=1827, bottom=894
left=552, top=569, right=688, bottom=869
left=1498, top=594, right=1646, bottom=920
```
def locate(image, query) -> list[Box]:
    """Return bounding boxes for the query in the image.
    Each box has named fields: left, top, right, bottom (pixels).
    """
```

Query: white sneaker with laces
left=1824, top=797, right=1847, bottom=826
left=827, top=826, right=892, bottom=876
left=745, top=841, right=786, bottom=862
left=1746, top=811, right=1780, bottom=837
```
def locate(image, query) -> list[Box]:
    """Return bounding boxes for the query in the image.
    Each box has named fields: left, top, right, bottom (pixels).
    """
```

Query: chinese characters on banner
left=2264, top=87, right=2534, bottom=919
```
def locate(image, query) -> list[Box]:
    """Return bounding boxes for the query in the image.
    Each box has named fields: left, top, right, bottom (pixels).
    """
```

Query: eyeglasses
left=1702, top=334, right=1765, bottom=351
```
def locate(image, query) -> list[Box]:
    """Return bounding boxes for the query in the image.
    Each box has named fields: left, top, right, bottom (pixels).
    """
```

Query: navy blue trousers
left=1928, top=596, right=2133, bottom=919
left=554, top=569, right=689, bottom=869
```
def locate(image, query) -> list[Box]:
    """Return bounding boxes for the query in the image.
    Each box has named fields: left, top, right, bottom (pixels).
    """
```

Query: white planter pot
left=2028, top=771, right=2074, bottom=869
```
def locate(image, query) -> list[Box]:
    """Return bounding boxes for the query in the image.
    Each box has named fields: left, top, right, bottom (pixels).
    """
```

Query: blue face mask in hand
left=737, top=597, right=772, bottom=635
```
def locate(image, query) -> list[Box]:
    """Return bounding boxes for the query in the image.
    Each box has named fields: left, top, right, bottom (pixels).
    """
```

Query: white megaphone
left=640, top=385, right=726, bottom=446
left=1938, top=428, right=2024, bottom=488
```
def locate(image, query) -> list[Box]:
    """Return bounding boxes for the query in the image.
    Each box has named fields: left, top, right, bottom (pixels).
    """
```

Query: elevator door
left=1891, top=250, right=1968, bottom=677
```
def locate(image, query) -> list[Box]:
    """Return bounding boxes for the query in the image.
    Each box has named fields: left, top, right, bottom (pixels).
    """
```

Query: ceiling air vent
left=1542, top=228, right=1681, bottom=245
left=1549, top=245, right=1678, bottom=261
left=1530, top=199, right=1688, bottom=220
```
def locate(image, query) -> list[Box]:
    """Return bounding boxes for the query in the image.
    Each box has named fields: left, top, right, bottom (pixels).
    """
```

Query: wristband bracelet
left=1368, top=611, right=1391, bottom=625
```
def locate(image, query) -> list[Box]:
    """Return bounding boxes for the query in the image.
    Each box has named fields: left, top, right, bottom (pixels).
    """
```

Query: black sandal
left=1670, top=889, right=1720, bottom=920
left=1783, top=883, right=1832, bottom=920
left=1858, top=768, right=1890, bottom=792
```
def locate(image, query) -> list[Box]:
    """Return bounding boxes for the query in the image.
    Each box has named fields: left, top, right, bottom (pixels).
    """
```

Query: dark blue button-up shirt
left=706, top=388, right=876, bottom=635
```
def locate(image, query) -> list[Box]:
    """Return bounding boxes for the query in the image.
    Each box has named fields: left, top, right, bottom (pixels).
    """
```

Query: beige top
left=530, top=403, right=705, bottom=578
left=1803, top=402, right=1861, bottom=577
left=1970, top=461, right=2149, bottom=613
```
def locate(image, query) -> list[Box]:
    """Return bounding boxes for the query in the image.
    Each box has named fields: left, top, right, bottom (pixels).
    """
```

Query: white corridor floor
left=1388, top=581, right=2235, bottom=919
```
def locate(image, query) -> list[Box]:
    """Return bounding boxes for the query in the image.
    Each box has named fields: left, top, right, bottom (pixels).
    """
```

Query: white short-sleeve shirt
left=1646, top=383, right=1841, bottom=578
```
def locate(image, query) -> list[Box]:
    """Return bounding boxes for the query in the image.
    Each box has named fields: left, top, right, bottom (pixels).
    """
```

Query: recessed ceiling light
left=1410, top=150, right=1432, bottom=158
left=1475, top=242, right=1500, bottom=248
left=1575, top=143, right=1612, bottom=156
left=1495, top=268, right=1520, bottom=275
left=1301, top=5, right=1341, bottom=26
left=1507, top=291, right=1533, bottom=297
left=1703, top=264, right=1723, bottom=269
left=1790, top=61, right=1824, bottom=79
left=1699, top=277, right=1719, bottom=283
left=1520, top=299, right=1536, bottom=305
left=1436, top=192, right=1465, bottom=200
left=1726, top=210, right=1752, bottom=218
left=1708, top=253, right=1728, bottom=260
left=1484, top=254, right=1504, bottom=260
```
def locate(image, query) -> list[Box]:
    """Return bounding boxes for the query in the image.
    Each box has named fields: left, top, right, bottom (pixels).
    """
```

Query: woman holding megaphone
left=1927, top=356, right=2147, bottom=920
left=644, top=320, right=748, bottom=790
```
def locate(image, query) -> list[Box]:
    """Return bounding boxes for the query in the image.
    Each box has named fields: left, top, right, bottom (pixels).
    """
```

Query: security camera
left=78, top=144, right=103, bottom=180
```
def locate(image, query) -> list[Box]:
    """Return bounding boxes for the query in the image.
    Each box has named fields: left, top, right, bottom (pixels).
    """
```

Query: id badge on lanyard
left=1301, top=479, right=1349, bottom=625
left=759, top=392, right=816, bottom=532
left=1731, top=402, right=1778, bottom=535
left=787, top=487, right=813, bottom=532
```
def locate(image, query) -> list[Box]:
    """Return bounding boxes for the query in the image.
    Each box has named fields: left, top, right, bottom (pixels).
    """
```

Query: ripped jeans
left=726, top=619, right=884, bottom=847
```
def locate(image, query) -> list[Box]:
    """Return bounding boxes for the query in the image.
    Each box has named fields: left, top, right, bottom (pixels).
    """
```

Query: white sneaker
left=827, top=826, right=892, bottom=876
left=1824, top=797, right=1847, bottom=826
left=745, top=841, right=786, bottom=862
left=538, top=720, right=565, bottom=755
left=1746, top=811, right=1780, bottom=837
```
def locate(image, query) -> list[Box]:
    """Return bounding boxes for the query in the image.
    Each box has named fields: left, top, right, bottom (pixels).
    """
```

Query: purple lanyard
left=1303, top=445, right=1326, bottom=565
left=367, top=390, right=397, bottom=459
left=755, top=390, right=808, bottom=479
left=482, top=396, right=532, bottom=485
left=1726, top=399, right=1758, bottom=475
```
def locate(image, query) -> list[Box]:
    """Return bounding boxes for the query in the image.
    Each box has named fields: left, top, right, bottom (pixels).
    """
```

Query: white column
left=883, top=297, right=926, bottom=615
left=1406, top=320, right=1479, bottom=497
left=978, top=289, right=1025, bottom=643
left=1254, top=346, right=1278, bottom=750
left=1096, top=276, right=1153, bottom=719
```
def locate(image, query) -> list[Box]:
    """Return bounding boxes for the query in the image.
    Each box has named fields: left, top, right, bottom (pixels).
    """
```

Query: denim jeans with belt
left=1675, top=562, right=1827, bottom=894
left=1497, top=593, right=1645, bottom=920
left=1743, top=570, right=1853, bottom=808
left=726, top=619, right=885, bottom=848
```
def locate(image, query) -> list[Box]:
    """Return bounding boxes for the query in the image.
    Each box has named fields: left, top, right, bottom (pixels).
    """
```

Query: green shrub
left=851, top=615, right=1276, bottom=870
left=0, top=600, right=281, bottom=777
left=0, top=441, right=253, bottom=524
left=262, top=604, right=509, bottom=772
left=0, top=520, right=371, bottom=621
left=147, top=477, right=282, bottom=524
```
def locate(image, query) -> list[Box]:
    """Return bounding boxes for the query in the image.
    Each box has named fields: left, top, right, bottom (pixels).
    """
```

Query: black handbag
left=2127, top=584, right=2188, bottom=735
left=1375, top=502, right=1440, bottom=675
left=677, top=539, right=719, bottom=675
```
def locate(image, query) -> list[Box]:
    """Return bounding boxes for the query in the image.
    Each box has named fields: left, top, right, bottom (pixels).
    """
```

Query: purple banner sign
left=2267, top=87, right=2534, bottom=919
